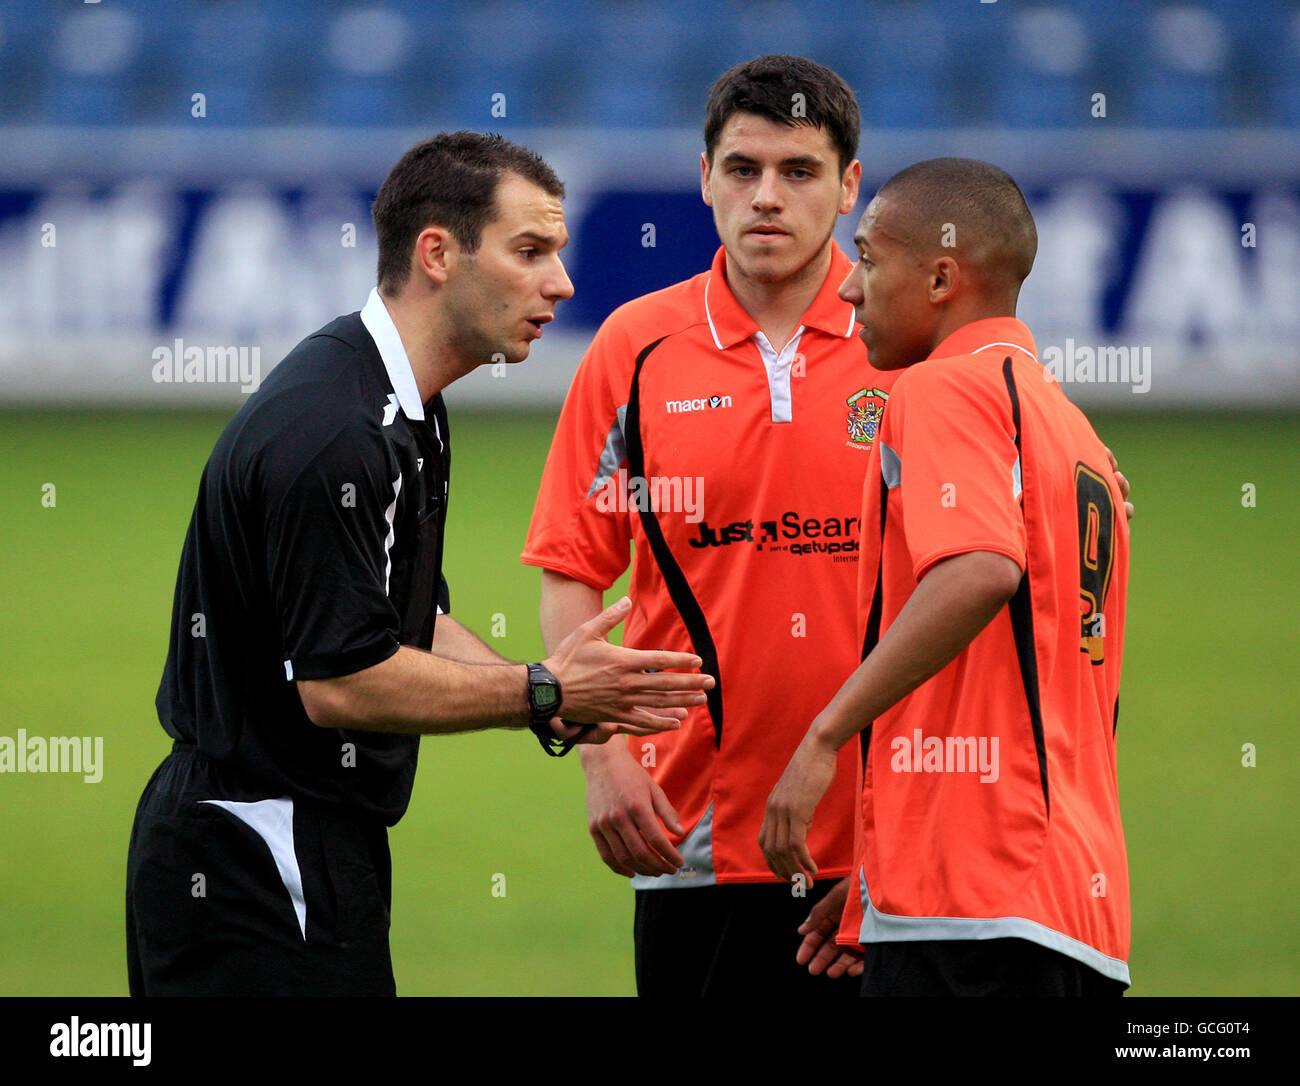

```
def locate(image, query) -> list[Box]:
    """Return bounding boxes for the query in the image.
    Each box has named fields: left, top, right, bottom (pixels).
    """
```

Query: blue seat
left=861, top=80, right=947, bottom=129
left=1132, top=4, right=1232, bottom=127
left=1243, top=0, right=1300, bottom=124
left=855, top=3, right=950, bottom=127
left=171, top=3, right=292, bottom=125
left=1135, top=73, right=1228, bottom=128
left=318, top=77, right=407, bottom=128
left=45, top=75, right=133, bottom=125
left=0, top=4, right=50, bottom=121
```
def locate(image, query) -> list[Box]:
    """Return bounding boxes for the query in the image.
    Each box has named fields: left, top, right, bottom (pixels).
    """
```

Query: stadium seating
left=0, top=0, right=1291, bottom=127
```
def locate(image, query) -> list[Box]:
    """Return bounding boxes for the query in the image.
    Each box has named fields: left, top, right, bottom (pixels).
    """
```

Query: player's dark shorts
left=126, top=743, right=396, bottom=996
left=860, top=937, right=1128, bottom=997
left=634, top=879, right=859, bottom=997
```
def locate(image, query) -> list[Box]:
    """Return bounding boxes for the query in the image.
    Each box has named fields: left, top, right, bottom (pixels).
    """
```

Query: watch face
left=534, top=684, right=559, bottom=709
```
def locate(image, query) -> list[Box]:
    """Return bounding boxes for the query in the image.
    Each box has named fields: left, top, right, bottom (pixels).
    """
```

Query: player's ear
left=413, top=225, right=455, bottom=287
left=930, top=255, right=958, bottom=304
left=700, top=151, right=714, bottom=207
left=839, top=159, right=862, bottom=216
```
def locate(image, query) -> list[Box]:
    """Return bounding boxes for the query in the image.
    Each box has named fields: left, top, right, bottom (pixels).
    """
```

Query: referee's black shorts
left=126, top=744, right=396, bottom=996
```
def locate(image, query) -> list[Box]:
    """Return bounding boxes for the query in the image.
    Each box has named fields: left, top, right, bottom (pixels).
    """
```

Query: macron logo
left=665, top=394, right=732, bottom=414
left=381, top=394, right=399, bottom=427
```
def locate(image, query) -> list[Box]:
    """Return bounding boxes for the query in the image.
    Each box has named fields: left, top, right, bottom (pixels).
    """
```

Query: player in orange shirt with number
left=761, top=158, right=1133, bottom=996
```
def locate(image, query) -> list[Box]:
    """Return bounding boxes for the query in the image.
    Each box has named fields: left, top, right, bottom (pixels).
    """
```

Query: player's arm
left=541, top=570, right=685, bottom=878
left=259, top=407, right=711, bottom=740
left=430, top=613, right=512, bottom=665
left=299, top=596, right=712, bottom=737
left=759, top=549, right=1022, bottom=883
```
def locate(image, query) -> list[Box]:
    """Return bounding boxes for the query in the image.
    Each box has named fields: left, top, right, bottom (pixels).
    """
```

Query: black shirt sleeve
left=258, top=414, right=404, bottom=681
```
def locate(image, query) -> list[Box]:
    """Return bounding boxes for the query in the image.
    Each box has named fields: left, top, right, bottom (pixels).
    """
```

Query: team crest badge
left=846, top=387, right=889, bottom=446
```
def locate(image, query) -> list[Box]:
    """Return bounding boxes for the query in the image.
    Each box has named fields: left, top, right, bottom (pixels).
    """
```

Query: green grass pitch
left=0, top=407, right=1295, bottom=995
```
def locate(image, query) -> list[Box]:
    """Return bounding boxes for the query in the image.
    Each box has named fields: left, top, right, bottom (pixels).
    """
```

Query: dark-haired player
left=761, top=158, right=1132, bottom=996
left=126, top=132, right=712, bottom=996
left=525, top=55, right=884, bottom=996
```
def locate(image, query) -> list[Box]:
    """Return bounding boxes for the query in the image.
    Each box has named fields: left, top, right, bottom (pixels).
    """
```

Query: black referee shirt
left=156, top=291, right=450, bottom=825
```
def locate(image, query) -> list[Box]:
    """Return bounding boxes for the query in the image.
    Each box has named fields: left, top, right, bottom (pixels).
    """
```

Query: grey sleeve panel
left=585, top=403, right=630, bottom=499
left=880, top=441, right=902, bottom=490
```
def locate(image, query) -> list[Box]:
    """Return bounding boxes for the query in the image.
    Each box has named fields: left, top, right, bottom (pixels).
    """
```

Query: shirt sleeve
left=259, top=417, right=404, bottom=681
left=889, top=361, right=1028, bottom=581
left=520, top=316, right=636, bottom=590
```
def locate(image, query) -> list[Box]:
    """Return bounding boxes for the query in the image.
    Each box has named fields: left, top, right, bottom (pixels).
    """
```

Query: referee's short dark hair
left=704, top=55, right=860, bottom=174
left=372, top=131, right=565, bottom=291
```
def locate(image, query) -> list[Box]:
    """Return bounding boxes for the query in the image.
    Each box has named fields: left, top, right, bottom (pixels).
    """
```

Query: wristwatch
left=526, top=663, right=588, bottom=756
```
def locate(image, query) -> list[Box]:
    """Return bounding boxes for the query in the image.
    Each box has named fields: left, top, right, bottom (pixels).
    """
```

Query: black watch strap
left=525, top=663, right=592, bottom=757
left=529, top=717, right=594, bottom=757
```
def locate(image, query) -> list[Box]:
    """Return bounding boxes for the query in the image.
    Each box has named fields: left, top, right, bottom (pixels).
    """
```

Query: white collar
left=360, top=287, right=425, bottom=422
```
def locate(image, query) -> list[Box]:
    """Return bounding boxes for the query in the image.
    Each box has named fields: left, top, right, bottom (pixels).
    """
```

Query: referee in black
left=126, top=132, right=712, bottom=996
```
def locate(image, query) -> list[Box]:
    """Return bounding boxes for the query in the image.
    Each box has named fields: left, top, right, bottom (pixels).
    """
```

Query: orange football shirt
left=839, top=317, right=1131, bottom=984
left=524, top=246, right=897, bottom=884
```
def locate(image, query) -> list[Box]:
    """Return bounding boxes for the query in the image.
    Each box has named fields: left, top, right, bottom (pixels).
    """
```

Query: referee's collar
left=360, top=287, right=425, bottom=422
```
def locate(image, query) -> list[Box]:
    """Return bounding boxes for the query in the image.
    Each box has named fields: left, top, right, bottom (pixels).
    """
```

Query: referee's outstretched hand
left=544, top=596, right=713, bottom=734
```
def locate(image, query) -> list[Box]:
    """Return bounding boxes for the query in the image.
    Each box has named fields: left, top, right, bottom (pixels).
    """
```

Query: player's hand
left=796, top=876, right=864, bottom=979
left=759, top=728, right=837, bottom=884
left=1105, top=445, right=1134, bottom=521
left=581, top=740, right=685, bottom=877
left=545, top=597, right=714, bottom=732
